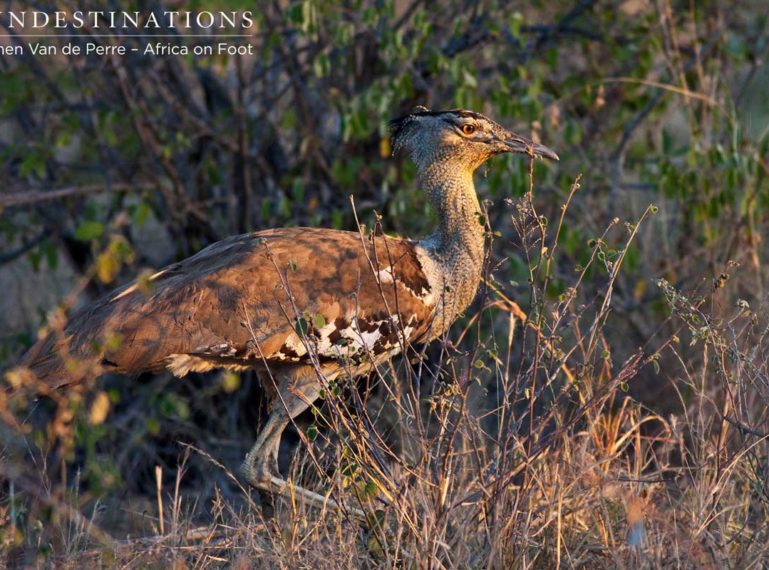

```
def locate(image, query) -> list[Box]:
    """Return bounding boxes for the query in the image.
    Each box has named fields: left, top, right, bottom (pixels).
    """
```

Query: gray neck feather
left=417, top=158, right=486, bottom=323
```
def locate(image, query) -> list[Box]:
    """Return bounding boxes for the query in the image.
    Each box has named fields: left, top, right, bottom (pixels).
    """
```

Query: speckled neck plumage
left=417, top=158, right=486, bottom=333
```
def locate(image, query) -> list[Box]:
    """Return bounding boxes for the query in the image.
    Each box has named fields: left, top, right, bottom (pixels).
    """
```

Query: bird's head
left=389, top=107, right=558, bottom=172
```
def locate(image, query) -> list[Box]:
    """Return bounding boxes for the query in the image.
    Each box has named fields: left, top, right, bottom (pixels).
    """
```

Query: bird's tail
left=9, top=332, right=95, bottom=395
left=2, top=335, right=67, bottom=431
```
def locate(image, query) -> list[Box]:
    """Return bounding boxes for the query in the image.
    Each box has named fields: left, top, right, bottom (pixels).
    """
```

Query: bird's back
left=21, top=227, right=439, bottom=388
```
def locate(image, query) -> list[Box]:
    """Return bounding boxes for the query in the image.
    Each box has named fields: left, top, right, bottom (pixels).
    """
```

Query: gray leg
left=239, top=373, right=322, bottom=488
left=239, top=367, right=367, bottom=518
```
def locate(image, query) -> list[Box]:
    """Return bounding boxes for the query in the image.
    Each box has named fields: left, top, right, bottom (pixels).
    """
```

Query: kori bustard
left=19, top=108, right=557, bottom=506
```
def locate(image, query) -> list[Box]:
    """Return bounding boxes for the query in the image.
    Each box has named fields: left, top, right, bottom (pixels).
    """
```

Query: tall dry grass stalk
left=2, top=171, right=769, bottom=569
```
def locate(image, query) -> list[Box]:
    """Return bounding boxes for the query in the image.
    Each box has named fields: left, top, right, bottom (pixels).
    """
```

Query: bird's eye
left=461, top=124, right=476, bottom=135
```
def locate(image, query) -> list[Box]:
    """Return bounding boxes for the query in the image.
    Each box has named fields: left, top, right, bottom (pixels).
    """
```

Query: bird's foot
left=239, top=458, right=280, bottom=518
left=238, top=459, right=365, bottom=518
left=238, top=457, right=278, bottom=489
left=264, top=475, right=366, bottom=518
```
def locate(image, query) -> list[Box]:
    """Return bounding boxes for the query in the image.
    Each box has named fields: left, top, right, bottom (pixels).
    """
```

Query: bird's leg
left=239, top=405, right=290, bottom=486
left=239, top=375, right=322, bottom=488
left=239, top=371, right=366, bottom=517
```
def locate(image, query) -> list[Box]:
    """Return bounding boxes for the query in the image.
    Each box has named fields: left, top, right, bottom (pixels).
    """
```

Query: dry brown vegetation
left=2, top=0, right=769, bottom=568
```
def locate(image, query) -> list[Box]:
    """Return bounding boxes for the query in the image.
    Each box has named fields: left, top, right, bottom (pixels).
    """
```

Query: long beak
left=502, top=133, right=559, bottom=161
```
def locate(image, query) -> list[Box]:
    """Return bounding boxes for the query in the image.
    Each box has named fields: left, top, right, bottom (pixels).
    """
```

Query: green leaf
left=96, top=251, right=120, bottom=283
left=313, top=52, right=330, bottom=77
left=133, top=201, right=151, bottom=227
left=364, top=480, right=379, bottom=499
left=19, top=153, right=46, bottom=179
left=295, top=316, right=309, bottom=338
left=75, top=221, right=104, bottom=241
left=42, top=240, right=58, bottom=270
left=147, top=418, right=161, bottom=436
left=222, top=371, right=240, bottom=393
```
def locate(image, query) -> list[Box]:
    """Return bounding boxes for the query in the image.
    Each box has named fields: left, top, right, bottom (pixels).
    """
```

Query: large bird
left=19, top=108, right=557, bottom=502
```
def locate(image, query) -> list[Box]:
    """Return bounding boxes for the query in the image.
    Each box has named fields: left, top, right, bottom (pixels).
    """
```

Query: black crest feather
left=388, top=106, right=429, bottom=153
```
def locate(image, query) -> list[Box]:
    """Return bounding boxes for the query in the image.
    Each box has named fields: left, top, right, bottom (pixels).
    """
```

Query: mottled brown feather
left=23, top=227, right=435, bottom=388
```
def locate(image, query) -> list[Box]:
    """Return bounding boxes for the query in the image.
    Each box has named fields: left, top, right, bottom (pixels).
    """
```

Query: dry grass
left=2, top=171, right=769, bottom=569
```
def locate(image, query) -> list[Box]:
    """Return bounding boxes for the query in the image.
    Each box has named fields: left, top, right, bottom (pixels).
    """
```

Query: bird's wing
left=23, top=227, right=439, bottom=386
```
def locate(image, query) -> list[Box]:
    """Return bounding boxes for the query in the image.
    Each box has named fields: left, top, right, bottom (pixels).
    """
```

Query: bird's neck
left=418, top=159, right=486, bottom=322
